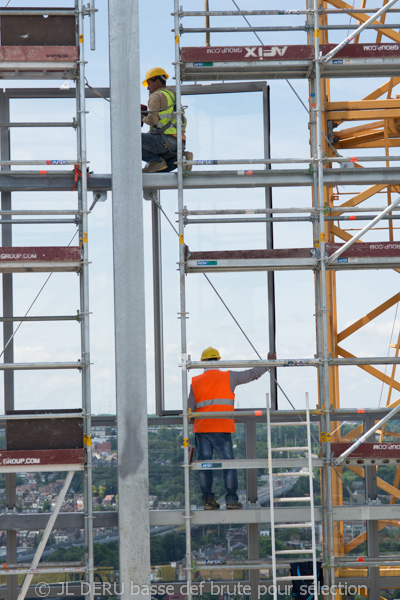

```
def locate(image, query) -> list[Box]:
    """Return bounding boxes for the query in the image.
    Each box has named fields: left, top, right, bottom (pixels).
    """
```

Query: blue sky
left=3, top=0, right=400, bottom=415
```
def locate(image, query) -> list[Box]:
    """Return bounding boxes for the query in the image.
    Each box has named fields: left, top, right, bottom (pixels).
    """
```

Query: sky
left=2, top=0, right=400, bottom=416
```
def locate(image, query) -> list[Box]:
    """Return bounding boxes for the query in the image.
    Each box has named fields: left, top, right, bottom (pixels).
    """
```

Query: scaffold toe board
left=185, top=242, right=400, bottom=272
left=0, top=448, right=85, bottom=472
left=185, top=248, right=317, bottom=272
left=180, top=44, right=400, bottom=80
left=331, top=442, right=400, bottom=459
left=0, top=47, right=78, bottom=79
left=0, top=246, right=81, bottom=272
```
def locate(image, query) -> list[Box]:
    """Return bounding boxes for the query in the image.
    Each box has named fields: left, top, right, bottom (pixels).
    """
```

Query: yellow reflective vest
left=151, top=89, right=186, bottom=137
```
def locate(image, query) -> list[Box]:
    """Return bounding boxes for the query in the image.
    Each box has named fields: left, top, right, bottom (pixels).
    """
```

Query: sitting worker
left=141, top=67, right=192, bottom=173
left=188, top=346, right=276, bottom=510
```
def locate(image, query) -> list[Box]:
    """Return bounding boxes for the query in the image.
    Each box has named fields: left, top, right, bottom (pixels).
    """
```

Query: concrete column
left=108, top=2, right=151, bottom=598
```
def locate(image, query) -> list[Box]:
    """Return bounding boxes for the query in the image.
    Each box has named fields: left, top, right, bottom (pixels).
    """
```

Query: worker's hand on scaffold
left=267, top=351, right=277, bottom=360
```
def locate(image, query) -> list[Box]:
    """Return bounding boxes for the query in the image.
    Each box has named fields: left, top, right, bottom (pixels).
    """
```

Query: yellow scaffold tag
left=320, top=432, right=331, bottom=442
left=183, top=438, right=189, bottom=447
left=83, top=435, right=92, bottom=447
left=80, top=232, right=88, bottom=244
left=175, top=35, right=180, bottom=44
left=179, top=234, right=184, bottom=245
left=79, top=34, right=84, bottom=43
left=320, top=232, right=325, bottom=242
left=314, top=29, right=320, bottom=38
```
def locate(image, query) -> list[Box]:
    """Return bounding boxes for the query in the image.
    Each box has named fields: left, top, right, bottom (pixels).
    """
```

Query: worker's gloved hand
left=267, top=351, right=277, bottom=360
left=140, top=103, right=148, bottom=126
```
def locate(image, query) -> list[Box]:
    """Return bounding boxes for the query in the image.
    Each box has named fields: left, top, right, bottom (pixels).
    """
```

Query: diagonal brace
left=328, top=194, right=400, bottom=262
left=321, top=0, right=400, bottom=63
left=17, top=471, right=75, bottom=600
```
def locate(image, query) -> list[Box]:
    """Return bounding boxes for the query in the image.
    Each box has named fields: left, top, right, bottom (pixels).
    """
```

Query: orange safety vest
left=192, top=370, right=235, bottom=433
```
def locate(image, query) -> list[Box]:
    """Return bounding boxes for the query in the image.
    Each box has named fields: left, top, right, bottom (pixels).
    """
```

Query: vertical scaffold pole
left=262, top=84, right=277, bottom=409
left=266, top=394, right=277, bottom=600
left=76, top=0, right=93, bottom=597
left=174, top=2, right=193, bottom=597
left=307, top=0, right=329, bottom=579
left=0, top=88, right=17, bottom=600
left=312, top=2, right=335, bottom=596
left=108, top=0, right=151, bottom=598
left=205, top=0, right=210, bottom=46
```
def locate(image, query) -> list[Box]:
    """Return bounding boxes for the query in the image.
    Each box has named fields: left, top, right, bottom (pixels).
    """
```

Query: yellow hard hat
left=201, top=347, right=221, bottom=361
left=142, top=67, right=169, bottom=87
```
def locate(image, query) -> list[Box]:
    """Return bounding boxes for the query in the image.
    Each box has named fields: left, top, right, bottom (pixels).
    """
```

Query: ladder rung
left=0, top=122, right=76, bottom=128
left=275, top=549, right=314, bottom=555
left=271, top=471, right=309, bottom=477
left=270, top=421, right=307, bottom=427
left=274, top=496, right=311, bottom=502
left=277, top=575, right=316, bottom=581
left=274, top=522, right=313, bottom=529
left=272, top=446, right=308, bottom=452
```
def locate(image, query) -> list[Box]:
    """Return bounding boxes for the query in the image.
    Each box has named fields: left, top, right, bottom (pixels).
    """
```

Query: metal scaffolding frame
left=132, top=2, right=400, bottom=600
left=0, top=3, right=94, bottom=599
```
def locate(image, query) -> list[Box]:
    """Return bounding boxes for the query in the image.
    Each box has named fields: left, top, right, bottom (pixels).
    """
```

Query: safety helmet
left=201, top=347, right=221, bottom=361
left=142, top=67, right=169, bottom=87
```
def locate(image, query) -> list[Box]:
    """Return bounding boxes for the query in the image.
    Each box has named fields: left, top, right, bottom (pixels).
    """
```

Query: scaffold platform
left=185, top=242, right=400, bottom=273
left=181, top=43, right=400, bottom=80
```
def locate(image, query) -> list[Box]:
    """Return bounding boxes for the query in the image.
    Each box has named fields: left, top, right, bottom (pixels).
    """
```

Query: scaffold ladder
left=266, top=393, right=319, bottom=599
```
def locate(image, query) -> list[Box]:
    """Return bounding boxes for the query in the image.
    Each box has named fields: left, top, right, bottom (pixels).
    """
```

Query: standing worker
left=141, top=67, right=192, bottom=173
left=188, top=346, right=275, bottom=510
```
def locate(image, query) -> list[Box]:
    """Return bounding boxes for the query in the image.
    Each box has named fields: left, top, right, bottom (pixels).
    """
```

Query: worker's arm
left=142, top=91, right=167, bottom=127
left=187, top=385, right=195, bottom=412
left=229, top=352, right=276, bottom=392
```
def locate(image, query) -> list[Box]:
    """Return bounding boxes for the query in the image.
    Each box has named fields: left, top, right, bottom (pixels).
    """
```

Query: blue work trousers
left=141, top=131, right=180, bottom=172
left=195, top=432, right=238, bottom=505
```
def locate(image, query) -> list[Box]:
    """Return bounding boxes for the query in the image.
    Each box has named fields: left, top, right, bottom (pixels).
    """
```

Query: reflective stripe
left=195, top=398, right=235, bottom=409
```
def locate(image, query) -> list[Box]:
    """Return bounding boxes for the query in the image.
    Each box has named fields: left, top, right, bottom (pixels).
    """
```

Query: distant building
left=103, top=495, right=115, bottom=505
left=94, top=441, right=111, bottom=453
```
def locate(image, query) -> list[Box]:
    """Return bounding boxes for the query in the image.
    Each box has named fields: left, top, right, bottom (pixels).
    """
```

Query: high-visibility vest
left=151, top=89, right=186, bottom=137
left=192, top=370, right=235, bottom=433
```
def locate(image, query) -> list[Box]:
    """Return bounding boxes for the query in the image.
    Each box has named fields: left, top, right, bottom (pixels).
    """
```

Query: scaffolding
left=0, top=3, right=94, bottom=599
left=137, top=1, right=400, bottom=600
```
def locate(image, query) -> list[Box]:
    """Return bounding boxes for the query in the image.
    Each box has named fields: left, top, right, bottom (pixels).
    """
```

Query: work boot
left=183, top=151, right=193, bottom=172
left=142, top=159, right=168, bottom=173
left=204, top=496, right=220, bottom=510
left=226, top=501, right=243, bottom=510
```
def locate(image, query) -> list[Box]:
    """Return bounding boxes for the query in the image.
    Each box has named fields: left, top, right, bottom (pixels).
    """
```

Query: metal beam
left=150, top=193, right=165, bottom=415
left=1, top=167, right=400, bottom=192
left=0, top=511, right=117, bottom=530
